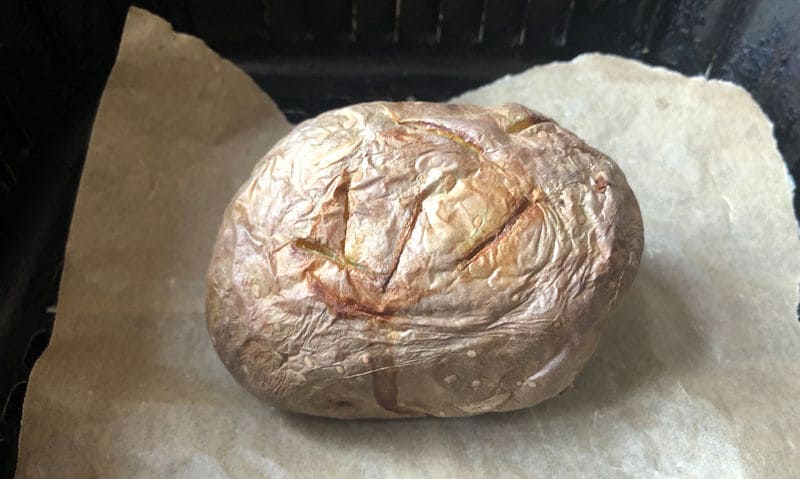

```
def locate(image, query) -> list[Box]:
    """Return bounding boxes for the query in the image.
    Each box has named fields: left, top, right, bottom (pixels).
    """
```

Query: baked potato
left=207, top=101, right=643, bottom=418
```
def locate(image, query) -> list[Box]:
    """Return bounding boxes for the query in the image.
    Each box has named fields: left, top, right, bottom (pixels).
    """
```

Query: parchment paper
left=17, top=7, right=800, bottom=478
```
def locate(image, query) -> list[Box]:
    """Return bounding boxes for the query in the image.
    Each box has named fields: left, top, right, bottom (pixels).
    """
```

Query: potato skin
left=206, top=102, right=643, bottom=418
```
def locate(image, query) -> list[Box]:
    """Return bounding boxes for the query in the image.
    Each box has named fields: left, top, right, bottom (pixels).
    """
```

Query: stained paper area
left=17, top=7, right=800, bottom=478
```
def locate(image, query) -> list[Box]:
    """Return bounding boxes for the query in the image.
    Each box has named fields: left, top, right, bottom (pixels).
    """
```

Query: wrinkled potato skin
left=207, top=102, right=643, bottom=418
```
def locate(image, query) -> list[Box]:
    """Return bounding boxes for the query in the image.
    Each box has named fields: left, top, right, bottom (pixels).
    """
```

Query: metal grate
left=254, top=0, right=576, bottom=47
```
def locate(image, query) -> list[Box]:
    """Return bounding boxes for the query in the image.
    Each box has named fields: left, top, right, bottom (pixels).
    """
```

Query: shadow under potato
left=280, top=253, right=707, bottom=451
left=526, top=255, right=706, bottom=419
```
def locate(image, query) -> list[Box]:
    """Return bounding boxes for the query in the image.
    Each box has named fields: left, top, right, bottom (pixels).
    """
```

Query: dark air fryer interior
left=1, top=1, right=798, bottom=475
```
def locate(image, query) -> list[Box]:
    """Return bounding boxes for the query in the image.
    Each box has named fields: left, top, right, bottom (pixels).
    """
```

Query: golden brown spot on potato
left=292, top=238, right=338, bottom=261
left=458, top=197, right=535, bottom=266
left=506, top=115, right=548, bottom=134
left=291, top=238, right=368, bottom=272
left=400, top=120, right=483, bottom=153
left=466, top=254, right=493, bottom=279
left=305, top=271, right=394, bottom=317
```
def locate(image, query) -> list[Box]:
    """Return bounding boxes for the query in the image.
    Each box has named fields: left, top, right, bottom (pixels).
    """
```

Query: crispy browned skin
left=206, top=102, right=643, bottom=418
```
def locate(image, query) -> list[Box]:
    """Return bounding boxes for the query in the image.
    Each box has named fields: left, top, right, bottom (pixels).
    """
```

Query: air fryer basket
left=1, top=1, right=798, bottom=475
